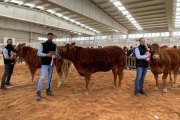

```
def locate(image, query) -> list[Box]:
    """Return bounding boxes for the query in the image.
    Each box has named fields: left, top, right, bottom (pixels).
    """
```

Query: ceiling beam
left=165, top=0, right=173, bottom=32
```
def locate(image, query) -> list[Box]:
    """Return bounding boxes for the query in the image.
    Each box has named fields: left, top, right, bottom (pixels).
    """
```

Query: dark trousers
left=1, top=64, right=14, bottom=86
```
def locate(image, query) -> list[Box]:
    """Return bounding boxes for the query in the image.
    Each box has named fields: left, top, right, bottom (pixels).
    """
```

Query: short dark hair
left=139, top=38, right=144, bottom=41
left=130, top=46, right=133, bottom=48
left=47, top=33, right=53, bottom=36
left=7, top=38, right=12, bottom=43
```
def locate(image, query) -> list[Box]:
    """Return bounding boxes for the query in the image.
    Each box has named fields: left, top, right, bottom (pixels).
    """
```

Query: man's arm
left=3, top=48, right=14, bottom=60
left=135, top=47, right=148, bottom=59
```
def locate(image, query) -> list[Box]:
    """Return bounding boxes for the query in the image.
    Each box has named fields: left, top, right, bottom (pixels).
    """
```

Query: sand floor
left=0, top=64, right=180, bottom=120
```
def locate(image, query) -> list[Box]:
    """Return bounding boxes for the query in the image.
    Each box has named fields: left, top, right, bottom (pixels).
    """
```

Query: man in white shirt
left=1, top=39, right=16, bottom=90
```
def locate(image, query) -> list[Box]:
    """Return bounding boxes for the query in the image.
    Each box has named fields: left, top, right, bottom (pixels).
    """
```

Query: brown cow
left=59, top=42, right=126, bottom=95
left=15, top=43, right=71, bottom=86
left=147, top=43, right=180, bottom=93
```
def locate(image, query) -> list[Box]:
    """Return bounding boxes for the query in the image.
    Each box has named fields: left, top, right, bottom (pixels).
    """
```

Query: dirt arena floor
left=0, top=64, right=180, bottom=120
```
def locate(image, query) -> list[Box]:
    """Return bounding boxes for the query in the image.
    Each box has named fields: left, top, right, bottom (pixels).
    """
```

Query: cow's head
left=15, top=43, right=26, bottom=55
left=59, top=42, right=76, bottom=60
left=147, top=43, right=160, bottom=60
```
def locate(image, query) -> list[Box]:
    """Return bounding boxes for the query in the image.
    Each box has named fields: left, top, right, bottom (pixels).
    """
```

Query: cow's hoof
left=163, top=89, right=167, bottom=93
left=155, top=87, right=159, bottom=90
left=169, top=81, right=173, bottom=83
left=85, top=92, right=89, bottom=95
left=30, top=82, right=33, bottom=86
left=64, top=81, right=67, bottom=85
left=57, top=85, right=61, bottom=88
left=173, top=84, right=177, bottom=88
left=112, top=85, right=116, bottom=88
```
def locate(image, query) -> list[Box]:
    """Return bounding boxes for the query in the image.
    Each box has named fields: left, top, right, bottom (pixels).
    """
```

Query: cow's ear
left=70, top=42, right=76, bottom=49
left=22, top=43, right=26, bottom=47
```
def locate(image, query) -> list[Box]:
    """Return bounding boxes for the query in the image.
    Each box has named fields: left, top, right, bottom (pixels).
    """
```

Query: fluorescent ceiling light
left=85, top=26, right=90, bottom=28
left=24, top=3, right=35, bottom=8
left=10, top=0, right=23, bottom=5
left=46, top=9, right=55, bottom=14
left=136, top=26, right=141, bottom=28
left=113, top=1, right=121, bottom=6
left=74, top=32, right=77, bottom=34
left=131, top=20, right=137, bottom=24
left=138, top=28, right=142, bottom=30
left=36, top=6, right=44, bottom=10
left=118, top=6, right=125, bottom=11
left=78, top=33, right=82, bottom=35
left=133, top=23, right=139, bottom=26
left=126, top=15, right=132, bottom=18
left=75, top=22, right=80, bottom=24
left=62, top=16, right=69, bottom=20
left=128, top=18, right=135, bottom=21
left=4, top=0, right=10, bottom=2
left=122, top=11, right=129, bottom=15
left=80, top=24, right=85, bottom=27
left=69, top=19, right=75, bottom=22
left=89, top=28, right=93, bottom=30
left=177, top=8, right=180, bottom=11
left=55, top=13, right=63, bottom=17
left=176, top=16, right=180, bottom=19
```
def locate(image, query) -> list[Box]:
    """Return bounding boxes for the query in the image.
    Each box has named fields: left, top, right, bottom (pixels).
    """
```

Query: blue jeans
left=37, top=65, right=54, bottom=92
left=135, top=67, right=148, bottom=92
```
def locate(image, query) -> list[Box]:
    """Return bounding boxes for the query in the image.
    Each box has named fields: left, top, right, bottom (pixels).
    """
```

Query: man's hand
left=147, top=53, right=150, bottom=58
left=46, top=53, right=53, bottom=57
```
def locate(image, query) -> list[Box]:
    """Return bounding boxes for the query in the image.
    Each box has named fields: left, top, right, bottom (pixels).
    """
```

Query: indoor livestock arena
left=0, top=0, right=180, bottom=120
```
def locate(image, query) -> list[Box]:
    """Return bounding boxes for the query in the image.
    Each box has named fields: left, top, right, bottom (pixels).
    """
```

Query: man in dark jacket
left=134, top=38, right=150, bottom=96
left=36, top=33, right=58, bottom=101
left=1, top=39, right=16, bottom=90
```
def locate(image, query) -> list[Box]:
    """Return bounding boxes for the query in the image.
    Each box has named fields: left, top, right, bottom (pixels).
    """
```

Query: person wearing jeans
left=36, top=33, right=58, bottom=101
left=134, top=38, right=150, bottom=97
left=1, top=39, right=16, bottom=90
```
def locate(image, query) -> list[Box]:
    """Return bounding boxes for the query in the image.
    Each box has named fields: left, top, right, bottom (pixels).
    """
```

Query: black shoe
left=46, top=89, right=53, bottom=96
left=139, top=90, right=146, bottom=95
left=1, top=86, right=8, bottom=91
left=134, top=91, right=139, bottom=97
left=36, top=91, right=41, bottom=101
left=6, top=82, right=13, bottom=86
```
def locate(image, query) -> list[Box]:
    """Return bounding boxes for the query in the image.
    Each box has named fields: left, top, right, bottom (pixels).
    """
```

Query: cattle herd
left=13, top=42, right=180, bottom=95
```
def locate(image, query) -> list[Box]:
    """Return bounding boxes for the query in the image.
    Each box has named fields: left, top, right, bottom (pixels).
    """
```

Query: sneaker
left=134, top=91, right=139, bottom=97
left=46, top=89, right=53, bottom=96
left=36, top=91, right=41, bottom=101
left=6, top=82, right=13, bottom=86
left=1, top=86, right=8, bottom=91
left=139, top=90, right=146, bottom=95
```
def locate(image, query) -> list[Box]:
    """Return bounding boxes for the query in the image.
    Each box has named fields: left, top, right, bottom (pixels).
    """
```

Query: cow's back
left=75, top=46, right=126, bottom=73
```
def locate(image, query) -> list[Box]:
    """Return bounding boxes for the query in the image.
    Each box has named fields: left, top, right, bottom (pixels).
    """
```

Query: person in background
left=1, top=39, right=16, bottom=90
left=173, top=46, right=177, bottom=49
left=124, top=47, right=129, bottom=56
left=134, top=38, right=150, bottom=97
left=36, top=33, right=58, bottom=101
left=128, top=46, right=134, bottom=56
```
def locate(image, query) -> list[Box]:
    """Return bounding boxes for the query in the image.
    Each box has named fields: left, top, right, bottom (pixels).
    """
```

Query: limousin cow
left=15, top=43, right=71, bottom=86
left=148, top=43, right=180, bottom=93
left=60, top=42, right=126, bottom=95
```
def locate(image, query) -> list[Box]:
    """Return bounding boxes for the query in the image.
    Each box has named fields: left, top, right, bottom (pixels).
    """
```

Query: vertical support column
left=93, top=35, right=96, bottom=48
left=169, top=31, right=172, bottom=37
left=29, top=32, right=32, bottom=46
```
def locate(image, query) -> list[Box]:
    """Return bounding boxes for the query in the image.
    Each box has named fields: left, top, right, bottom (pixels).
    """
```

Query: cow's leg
left=153, top=74, right=159, bottom=90
left=63, top=66, right=70, bottom=85
left=162, top=72, right=168, bottom=93
left=168, top=70, right=173, bottom=83
left=29, top=68, right=36, bottom=85
left=172, top=66, right=179, bottom=88
left=117, top=66, right=124, bottom=90
left=56, top=67, right=63, bottom=87
left=84, top=72, right=91, bottom=95
left=112, top=68, right=117, bottom=88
